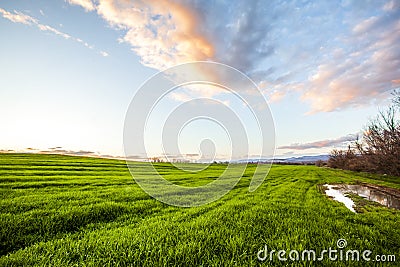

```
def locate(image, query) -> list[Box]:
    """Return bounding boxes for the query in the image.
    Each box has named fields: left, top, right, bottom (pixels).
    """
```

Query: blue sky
left=0, top=0, right=399, bottom=160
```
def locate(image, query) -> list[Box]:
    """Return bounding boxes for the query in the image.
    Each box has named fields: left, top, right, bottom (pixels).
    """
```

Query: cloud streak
left=0, top=8, right=37, bottom=25
left=277, top=134, right=358, bottom=150
left=0, top=7, right=109, bottom=57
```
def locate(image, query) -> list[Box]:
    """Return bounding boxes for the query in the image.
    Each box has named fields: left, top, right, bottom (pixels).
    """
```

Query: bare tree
left=329, top=91, right=400, bottom=176
left=358, top=106, right=400, bottom=175
left=328, top=146, right=360, bottom=171
left=392, top=89, right=400, bottom=108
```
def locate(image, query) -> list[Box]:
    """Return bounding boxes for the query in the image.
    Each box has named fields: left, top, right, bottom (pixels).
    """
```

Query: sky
left=0, top=0, right=399, bottom=161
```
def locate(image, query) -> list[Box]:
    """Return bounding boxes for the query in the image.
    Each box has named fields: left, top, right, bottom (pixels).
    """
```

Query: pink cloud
left=302, top=13, right=400, bottom=113
left=61, top=0, right=400, bottom=112
left=278, top=134, right=357, bottom=150
left=94, top=0, right=214, bottom=70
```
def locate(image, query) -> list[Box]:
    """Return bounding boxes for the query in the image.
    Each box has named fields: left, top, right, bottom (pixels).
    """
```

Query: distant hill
left=275, top=155, right=329, bottom=163
left=237, top=155, right=329, bottom=164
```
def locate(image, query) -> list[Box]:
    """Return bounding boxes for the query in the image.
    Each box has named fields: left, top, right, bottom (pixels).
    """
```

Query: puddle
left=323, top=184, right=400, bottom=212
left=324, top=184, right=356, bottom=212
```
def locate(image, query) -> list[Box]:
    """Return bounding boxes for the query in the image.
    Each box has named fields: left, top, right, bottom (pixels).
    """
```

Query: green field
left=0, top=153, right=399, bottom=266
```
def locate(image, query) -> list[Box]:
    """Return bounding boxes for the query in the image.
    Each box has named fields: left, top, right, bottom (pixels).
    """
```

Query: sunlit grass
left=0, top=153, right=399, bottom=266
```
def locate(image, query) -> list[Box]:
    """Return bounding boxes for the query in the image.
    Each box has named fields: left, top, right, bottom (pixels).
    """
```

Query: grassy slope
left=0, top=153, right=399, bottom=266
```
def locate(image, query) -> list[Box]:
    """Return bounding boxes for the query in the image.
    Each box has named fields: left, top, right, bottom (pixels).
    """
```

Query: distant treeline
left=327, top=90, right=400, bottom=176
left=273, top=161, right=316, bottom=166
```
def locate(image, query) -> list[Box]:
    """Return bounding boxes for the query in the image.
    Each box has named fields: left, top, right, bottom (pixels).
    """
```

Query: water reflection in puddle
left=323, top=184, right=400, bottom=212
left=324, top=184, right=355, bottom=212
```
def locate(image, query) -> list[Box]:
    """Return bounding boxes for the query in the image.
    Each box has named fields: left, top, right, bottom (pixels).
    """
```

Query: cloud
left=94, top=0, right=214, bottom=70
left=66, top=0, right=95, bottom=12
left=37, top=24, right=71, bottom=39
left=301, top=1, right=400, bottom=112
left=169, top=92, right=192, bottom=102
left=0, top=8, right=37, bottom=25
left=64, top=0, right=276, bottom=86
left=0, top=147, right=97, bottom=157
left=268, top=90, right=286, bottom=103
left=210, top=1, right=275, bottom=72
left=62, top=0, right=400, bottom=112
left=283, top=151, right=294, bottom=155
left=0, top=8, right=109, bottom=57
left=40, top=148, right=97, bottom=156
left=185, top=153, right=199, bottom=157
left=383, top=0, right=400, bottom=11
left=48, top=146, right=63, bottom=150
left=0, top=147, right=126, bottom=159
left=352, top=16, right=379, bottom=34
left=99, top=51, right=109, bottom=57
left=0, top=149, right=15, bottom=153
left=277, top=134, right=358, bottom=150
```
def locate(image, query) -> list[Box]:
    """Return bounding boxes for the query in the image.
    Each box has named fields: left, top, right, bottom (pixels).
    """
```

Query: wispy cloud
left=277, top=134, right=358, bottom=150
left=0, top=8, right=37, bottom=25
left=0, top=147, right=99, bottom=157
left=37, top=23, right=71, bottom=39
left=66, top=0, right=95, bottom=12
left=0, top=149, right=15, bottom=153
left=41, top=149, right=96, bottom=156
left=0, top=7, right=108, bottom=56
left=99, top=51, right=109, bottom=57
left=302, top=1, right=400, bottom=112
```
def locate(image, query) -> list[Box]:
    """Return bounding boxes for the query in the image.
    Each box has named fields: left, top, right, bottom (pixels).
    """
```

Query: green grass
left=0, top=153, right=399, bottom=266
